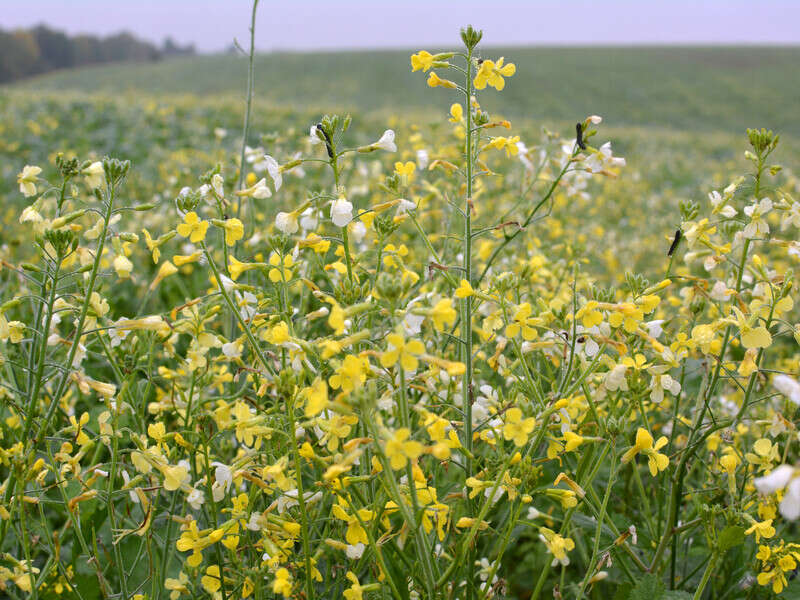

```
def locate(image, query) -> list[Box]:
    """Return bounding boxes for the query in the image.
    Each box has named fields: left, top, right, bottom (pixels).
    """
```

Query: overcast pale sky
left=4, top=0, right=799, bottom=52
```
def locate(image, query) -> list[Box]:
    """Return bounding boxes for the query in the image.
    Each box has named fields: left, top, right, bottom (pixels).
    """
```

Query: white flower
left=330, top=198, right=353, bottom=227
left=251, top=178, right=272, bottom=199
left=211, top=463, right=233, bottom=502
left=648, top=366, right=681, bottom=404
left=396, top=199, right=417, bottom=214
left=743, top=197, right=772, bottom=239
left=754, top=465, right=800, bottom=520
left=309, top=125, right=322, bottom=145
left=263, top=155, right=282, bottom=191
left=416, top=149, right=429, bottom=169
left=708, top=190, right=737, bottom=218
left=773, top=374, right=800, bottom=405
left=17, top=165, right=41, bottom=197
left=781, top=201, right=800, bottom=230
left=587, top=115, right=602, bottom=124
left=275, top=211, right=299, bottom=234
left=710, top=280, right=731, bottom=302
left=121, top=471, right=139, bottom=503
left=83, top=161, right=105, bottom=189
left=374, top=129, right=396, bottom=152
left=403, top=313, right=425, bottom=336
left=19, top=205, right=43, bottom=224
left=585, top=142, right=625, bottom=172
left=187, top=488, right=205, bottom=510
left=645, top=320, right=664, bottom=339
left=212, top=173, right=224, bottom=196
left=213, top=127, right=227, bottom=139
left=299, top=207, right=318, bottom=231
left=516, top=140, right=534, bottom=171
left=346, top=543, right=366, bottom=559
left=222, top=340, right=242, bottom=358
left=350, top=220, right=367, bottom=243
left=604, top=364, right=628, bottom=391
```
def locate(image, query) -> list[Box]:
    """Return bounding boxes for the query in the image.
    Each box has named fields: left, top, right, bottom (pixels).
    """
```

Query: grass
left=11, top=46, right=800, bottom=135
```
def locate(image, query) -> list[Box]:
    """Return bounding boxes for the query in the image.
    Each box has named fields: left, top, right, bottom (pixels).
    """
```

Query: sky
left=3, top=0, right=800, bottom=52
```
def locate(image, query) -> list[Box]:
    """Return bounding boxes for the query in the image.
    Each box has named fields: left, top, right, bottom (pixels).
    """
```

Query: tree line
left=0, top=24, right=195, bottom=84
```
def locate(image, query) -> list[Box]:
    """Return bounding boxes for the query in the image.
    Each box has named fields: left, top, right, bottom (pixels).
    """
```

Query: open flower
left=331, top=197, right=353, bottom=227
left=176, top=212, right=209, bottom=243
left=621, top=428, right=669, bottom=476
left=502, top=408, right=535, bottom=447
left=474, top=57, right=516, bottom=91
left=380, top=332, right=425, bottom=371
left=17, top=165, right=42, bottom=197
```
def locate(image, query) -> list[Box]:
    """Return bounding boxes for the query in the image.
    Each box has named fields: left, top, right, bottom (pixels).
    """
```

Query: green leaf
left=718, top=525, right=745, bottom=552
left=630, top=574, right=665, bottom=600
left=663, top=592, right=693, bottom=600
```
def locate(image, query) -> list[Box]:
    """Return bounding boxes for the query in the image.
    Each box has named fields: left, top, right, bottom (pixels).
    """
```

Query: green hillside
left=13, top=46, right=800, bottom=134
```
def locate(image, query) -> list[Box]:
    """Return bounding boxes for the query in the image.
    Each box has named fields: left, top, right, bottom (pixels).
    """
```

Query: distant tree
left=31, top=25, right=75, bottom=70
left=162, top=37, right=195, bottom=57
left=0, top=24, right=195, bottom=83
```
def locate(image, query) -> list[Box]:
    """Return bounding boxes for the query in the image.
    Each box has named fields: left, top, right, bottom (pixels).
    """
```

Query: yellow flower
left=486, top=136, right=520, bottom=157
left=329, top=354, right=369, bottom=393
left=113, top=254, right=133, bottom=278
left=222, top=217, right=244, bottom=245
left=172, top=251, right=202, bottom=267
left=731, top=307, right=772, bottom=349
left=304, top=378, right=329, bottom=417
left=394, top=160, right=416, bottom=182
left=264, top=321, right=290, bottom=345
left=621, top=427, right=669, bottom=476
left=272, top=567, right=293, bottom=598
left=745, top=519, right=775, bottom=543
left=745, top=438, right=779, bottom=472
left=159, top=463, right=189, bottom=491
left=609, top=303, right=644, bottom=333
left=427, top=72, right=457, bottom=89
left=563, top=431, right=584, bottom=452
left=455, top=279, right=474, bottom=298
left=538, top=527, right=575, bottom=565
left=385, top=427, right=424, bottom=470
left=690, top=323, right=717, bottom=354
left=228, top=255, right=259, bottom=281
left=503, top=407, right=536, bottom=447
left=738, top=348, right=758, bottom=376
left=410, top=50, right=435, bottom=72
left=331, top=501, right=374, bottom=545
left=505, top=303, right=542, bottom=341
left=164, top=572, right=189, bottom=600
left=176, top=211, right=209, bottom=243
left=474, top=57, right=516, bottom=91
left=201, top=565, right=221, bottom=594
left=343, top=571, right=365, bottom=600
left=380, top=332, right=425, bottom=371
left=1, top=317, right=26, bottom=343
left=449, top=103, right=463, bottom=122
left=268, top=253, right=294, bottom=283
left=431, top=298, right=457, bottom=330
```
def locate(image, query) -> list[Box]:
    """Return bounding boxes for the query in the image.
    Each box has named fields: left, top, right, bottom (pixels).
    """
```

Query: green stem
left=285, top=393, right=315, bottom=600
left=235, top=0, right=259, bottom=218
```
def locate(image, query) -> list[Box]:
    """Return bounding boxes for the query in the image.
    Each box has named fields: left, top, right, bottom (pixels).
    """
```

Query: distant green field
left=12, top=46, right=800, bottom=135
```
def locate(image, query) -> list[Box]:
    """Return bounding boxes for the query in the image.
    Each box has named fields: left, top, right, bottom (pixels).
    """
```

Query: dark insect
left=667, top=229, right=682, bottom=256
left=317, top=123, right=334, bottom=159
left=575, top=123, right=586, bottom=150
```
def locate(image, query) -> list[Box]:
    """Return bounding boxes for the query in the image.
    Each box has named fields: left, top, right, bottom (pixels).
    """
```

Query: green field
left=2, top=43, right=800, bottom=599
left=14, top=46, right=800, bottom=135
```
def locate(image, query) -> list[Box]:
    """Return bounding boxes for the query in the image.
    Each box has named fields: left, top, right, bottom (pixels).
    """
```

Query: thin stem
left=235, top=0, right=259, bottom=218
